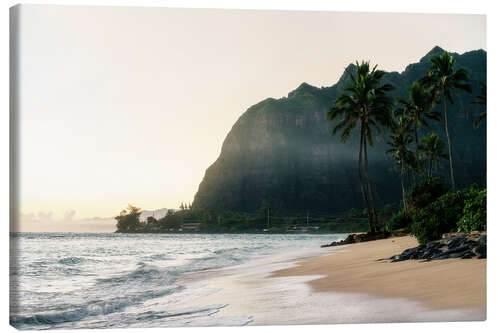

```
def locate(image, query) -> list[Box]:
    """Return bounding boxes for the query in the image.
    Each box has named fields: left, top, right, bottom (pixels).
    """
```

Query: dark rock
left=433, top=254, right=450, bottom=260
left=461, top=251, right=475, bottom=259
left=429, top=252, right=445, bottom=260
left=422, top=248, right=442, bottom=260
left=440, top=244, right=472, bottom=256
left=477, top=243, right=486, bottom=259
left=321, top=232, right=389, bottom=248
left=390, top=255, right=402, bottom=262
left=401, top=248, right=416, bottom=257
left=463, top=240, right=478, bottom=250
left=448, top=236, right=467, bottom=249
left=386, top=232, right=487, bottom=262
left=427, top=241, right=442, bottom=249
left=447, top=252, right=468, bottom=259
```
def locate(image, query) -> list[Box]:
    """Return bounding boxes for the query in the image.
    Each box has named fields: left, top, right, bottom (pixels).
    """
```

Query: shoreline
left=273, top=236, right=486, bottom=310
left=174, top=236, right=486, bottom=325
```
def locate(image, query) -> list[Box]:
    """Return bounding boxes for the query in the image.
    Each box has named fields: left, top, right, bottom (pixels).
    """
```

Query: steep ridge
left=192, top=47, right=486, bottom=215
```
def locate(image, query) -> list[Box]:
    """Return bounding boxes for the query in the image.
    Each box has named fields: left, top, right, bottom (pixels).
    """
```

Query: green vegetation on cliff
left=116, top=47, right=486, bottom=235
left=192, top=47, right=486, bottom=218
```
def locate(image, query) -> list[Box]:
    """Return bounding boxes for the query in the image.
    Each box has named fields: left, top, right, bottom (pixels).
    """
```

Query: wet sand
left=175, top=236, right=486, bottom=325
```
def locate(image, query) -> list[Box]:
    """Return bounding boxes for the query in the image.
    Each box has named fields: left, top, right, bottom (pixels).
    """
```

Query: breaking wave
left=10, top=232, right=345, bottom=329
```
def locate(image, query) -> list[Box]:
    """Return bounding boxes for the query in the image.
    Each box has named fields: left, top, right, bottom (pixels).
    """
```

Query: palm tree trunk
left=363, top=135, right=379, bottom=233
left=401, top=163, right=407, bottom=212
left=443, top=98, right=456, bottom=189
left=413, top=121, right=420, bottom=182
left=358, top=126, right=374, bottom=233
left=429, top=158, right=433, bottom=177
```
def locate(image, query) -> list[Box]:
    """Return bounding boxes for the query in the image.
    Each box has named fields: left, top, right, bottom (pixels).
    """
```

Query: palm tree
left=395, top=81, right=442, bottom=153
left=420, top=52, right=471, bottom=189
left=386, top=116, right=414, bottom=211
left=472, top=83, right=486, bottom=129
left=418, top=133, right=448, bottom=177
left=328, top=61, right=394, bottom=233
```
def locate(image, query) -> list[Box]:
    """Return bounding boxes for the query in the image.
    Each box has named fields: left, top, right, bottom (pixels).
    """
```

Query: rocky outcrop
left=321, top=232, right=390, bottom=247
left=192, top=47, right=486, bottom=215
left=389, top=233, right=486, bottom=261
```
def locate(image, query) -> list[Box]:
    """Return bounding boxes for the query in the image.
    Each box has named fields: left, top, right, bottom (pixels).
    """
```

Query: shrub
left=386, top=211, right=413, bottom=232
left=115, top=205, right=144, bottom=233
left=410, top=190, right=468, bottom=244
left=457, top=189, right=486, bottom=232
left=406, top=177, right=447, bottom=213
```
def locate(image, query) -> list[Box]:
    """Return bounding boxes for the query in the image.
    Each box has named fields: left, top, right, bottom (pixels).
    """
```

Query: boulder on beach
left=389, top=233, right=486, bottom=262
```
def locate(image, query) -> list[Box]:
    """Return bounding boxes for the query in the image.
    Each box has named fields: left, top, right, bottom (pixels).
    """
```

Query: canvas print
left=9, top=4, right=486, bottom=330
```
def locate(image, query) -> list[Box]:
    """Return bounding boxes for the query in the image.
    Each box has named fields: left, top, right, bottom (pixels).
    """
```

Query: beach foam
left=10, top=232, right=345, bottom=329
left=175, top=239, right=486, bottom=325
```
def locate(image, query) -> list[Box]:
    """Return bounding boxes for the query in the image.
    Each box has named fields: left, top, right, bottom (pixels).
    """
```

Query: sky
left=14, top=4, right=486, bottom=232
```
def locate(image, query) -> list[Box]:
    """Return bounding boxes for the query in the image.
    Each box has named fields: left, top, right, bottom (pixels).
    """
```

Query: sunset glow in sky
left=14, top=5, right=486, bottom=231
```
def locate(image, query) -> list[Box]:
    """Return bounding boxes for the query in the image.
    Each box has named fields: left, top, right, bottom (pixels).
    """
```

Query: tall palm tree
left=420, top=52, right=471, bottom=189
left=395, top=81, right=442, bottom=153
left=472, top=83, right=486, bottom=129
left=418, top=133, right=448, bottom=177
left=386, top=116, right=414, bottom=211
left=328, top=61, right=394, bottom=233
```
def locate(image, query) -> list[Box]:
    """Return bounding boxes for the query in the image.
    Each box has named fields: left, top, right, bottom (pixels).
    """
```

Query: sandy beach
left=274, top=236, right=486, bottom=310
left=177, top=235, right=486, bottom=325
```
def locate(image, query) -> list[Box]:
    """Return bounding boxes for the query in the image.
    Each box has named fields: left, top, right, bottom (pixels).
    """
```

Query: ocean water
left=9, top=232, right=345, bottom=330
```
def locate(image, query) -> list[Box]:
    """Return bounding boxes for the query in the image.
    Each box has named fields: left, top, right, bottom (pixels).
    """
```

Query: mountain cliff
left=192, top=47, right=486, bottom=215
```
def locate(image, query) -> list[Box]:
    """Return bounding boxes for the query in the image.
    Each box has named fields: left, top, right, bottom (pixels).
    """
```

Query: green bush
left=115, top=205, right=144, bottom=233
left=410, top=188, right=480, bottom=244
left=386, top=211, right=413, bottom=232
left=407, top=177, right=447, bottom=213
left=410, top=191, right=463, bottom=244
left=457, top=189, right=486, bottom=232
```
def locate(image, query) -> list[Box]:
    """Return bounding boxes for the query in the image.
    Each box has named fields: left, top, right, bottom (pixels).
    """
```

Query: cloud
left=63, top=210, right=76, bottom=221
left=37, top=211, right=53, bottom=221
left=14, top=210, right=116, bottom=233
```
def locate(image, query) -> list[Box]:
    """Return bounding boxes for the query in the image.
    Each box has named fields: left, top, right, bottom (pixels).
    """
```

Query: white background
left=1, top=1, right=498, bottom=333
